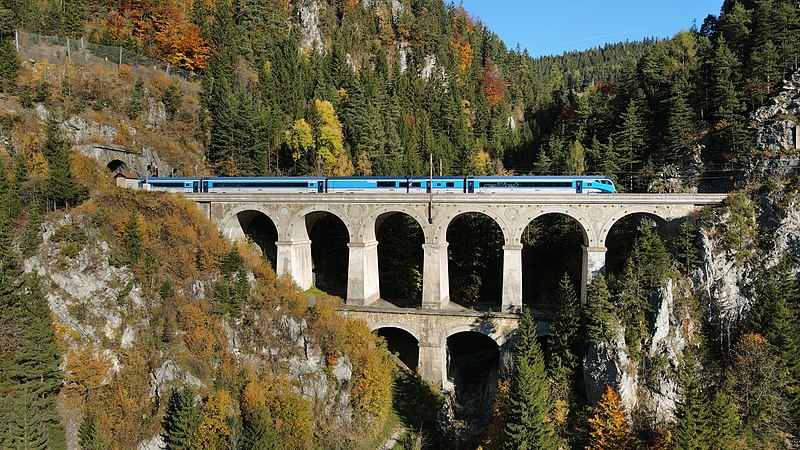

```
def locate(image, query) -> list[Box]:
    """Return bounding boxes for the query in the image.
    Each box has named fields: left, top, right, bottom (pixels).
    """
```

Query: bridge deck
left=187, top=192, right=728, bottom=206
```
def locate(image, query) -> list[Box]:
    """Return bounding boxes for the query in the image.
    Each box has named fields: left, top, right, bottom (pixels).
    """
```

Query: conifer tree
left=241, top=405, right=279, bottom=450
left=585, top=274, right=615, bottom=344
left=586, top=385, right=635, bottom=450
left=163, top=387, right=201, bottom=450
left=41, top=119, right=86, bottom=210
left=672, top=350, right=710, bottom=450
left=9, top=275, right=65, bottom=448
left=503, top=311, right=556, bottom=450
left=0, top=36, right=19, bottom=93
left=78, top=412, right=109, bottom=450
left=4, top=388, right=49, bottom=450
left=547, top=272, right=580, bottom=387
left=706, top=391, right=741, bottom=450
left=750, top=256, right=800, bottom=419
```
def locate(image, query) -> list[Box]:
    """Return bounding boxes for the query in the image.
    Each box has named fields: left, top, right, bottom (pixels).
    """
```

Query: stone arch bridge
left=189, top=192, right=726, bottom=386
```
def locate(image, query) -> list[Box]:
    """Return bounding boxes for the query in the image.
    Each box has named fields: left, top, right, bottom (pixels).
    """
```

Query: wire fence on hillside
left=14, top=31, right=202, bottom=83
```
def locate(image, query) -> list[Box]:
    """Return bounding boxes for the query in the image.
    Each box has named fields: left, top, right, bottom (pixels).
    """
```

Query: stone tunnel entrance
left=447, top=213, right=504, bottom=310
left=235, top=210, right=278, bottom=270
left=376, top=212, right=424, bottom=308
left=522, top=213, right=585, bottom=312
left=308, top=212, right=349, bottom=298
left=376, top=327, right=419, bottom=371
left=106, top=159, right=130, bottom=173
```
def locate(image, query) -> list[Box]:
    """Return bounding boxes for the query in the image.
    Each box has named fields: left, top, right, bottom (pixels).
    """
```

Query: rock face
left=25, top=210, right=367, bottom=449
left=747, top=70, right=800, bottom=182
left=299, top=0, right=324, bottom=53
left=583, top=279, right=691, bottom=422
left=73, top=142, right=176, bottom=177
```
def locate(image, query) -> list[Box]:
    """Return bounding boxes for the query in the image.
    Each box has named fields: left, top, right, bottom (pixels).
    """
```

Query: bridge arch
left=603, top=211, right=673, bottom=276
left=520, top=212, right=587, bottom=310
left=599, top=207, right=674, bottom=248
left=219, top=206, right=282, bottom=243
left=357, top=205, right=430, bottom=243
left=445, top=211, right=505, bottom=307
left=288, top=205, right=354, bottom=242
left=432, top=207, right=511, bottom=244
left=513, top=207, right=592, bottom=247
left=442, top=324, right=508, bottom=347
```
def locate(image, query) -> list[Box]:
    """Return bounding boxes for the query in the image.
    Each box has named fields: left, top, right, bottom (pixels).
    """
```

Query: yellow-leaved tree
left=313, top=99, right=351, bottom=176
left=586, top=385, right=636, bottom=450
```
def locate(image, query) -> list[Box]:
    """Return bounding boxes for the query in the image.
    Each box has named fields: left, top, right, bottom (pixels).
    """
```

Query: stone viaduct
left=189, top=192, right=726, bottom=387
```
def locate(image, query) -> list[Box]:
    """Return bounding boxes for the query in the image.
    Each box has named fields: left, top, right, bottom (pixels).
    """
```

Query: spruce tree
left=4, top=388, right=49, bottom=450
left=0, top=37, right=19, bottom=93
left=547, top=272, right=580, bottom=387
left=585, top=274, right=615, bottom=344
left=672, top=350, right=710, bottom=450
left=41, top=119, right=86, bottom=210
left=706, top=391, right=741, bottom=450
left=9, top=275, right=65, bottom=448
left=750, top=256, right=800, bottom=420
left=163, top=387, right=201, bottom=450
left=503, top=311, right=556, bottom=450
left=78, top=412, right=109, bottom=450
left=241, top=405, right=279, bottom=450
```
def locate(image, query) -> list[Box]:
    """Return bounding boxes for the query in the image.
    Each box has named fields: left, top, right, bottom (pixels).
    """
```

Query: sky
left=458, top=0, right=723, bottom=57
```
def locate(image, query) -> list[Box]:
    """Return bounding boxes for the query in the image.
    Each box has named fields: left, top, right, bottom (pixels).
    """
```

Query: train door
left=202, top=180, right=209, bottom=193
left=467, top=179, right=475, bottom=193
left=576, top=181, right=583, bottom=194
left=317, top=181, right=324, bottom=193
left=193, top=181, right=199, bottom=193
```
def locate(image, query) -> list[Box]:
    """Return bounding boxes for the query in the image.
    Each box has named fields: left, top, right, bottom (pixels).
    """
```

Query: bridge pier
left=580, top=246, right=607, bottom=304
left=276, top=240, right=313, bottom=290
left=422, top=242, right=450, bottom=309
left=501, top=243, right=523, bottom=312
left=346, top=240, right=380, bottom=306
left=418, top=343, right=446, bottom=387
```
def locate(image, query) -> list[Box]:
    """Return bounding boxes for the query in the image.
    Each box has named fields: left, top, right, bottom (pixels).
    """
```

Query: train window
left=377, top=181, right=397, bottom=187
left=411, top=182, right=422, bottom=188
left=446, top=182, right=455, bottom=188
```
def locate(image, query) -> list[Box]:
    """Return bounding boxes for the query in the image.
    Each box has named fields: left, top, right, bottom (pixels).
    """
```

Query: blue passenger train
left=140, top=175, right=617, bottom=194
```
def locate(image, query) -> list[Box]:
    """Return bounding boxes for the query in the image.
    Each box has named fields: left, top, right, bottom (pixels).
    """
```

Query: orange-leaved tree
left=586, top=385, right=636, bottom=450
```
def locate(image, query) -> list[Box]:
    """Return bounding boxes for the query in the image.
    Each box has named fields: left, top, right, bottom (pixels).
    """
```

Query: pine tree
left=0, top=37, right=19, bottom=93
left=503, top=311, right=557, bottom=450
left=241, top=405, right=279, bottom=450
left=586, top=385, right=635, bottom=450
left=565, top=140, right=586, bottom=175
left=585, top=274, right=615, bottom=344
left=9, top=275, right=66, bottom=448
left=706, top=391, right=741, bottom=450
left=672, top=350, right=710, bottom=450
left=547, top=272, right=580, bottom=387
left=41, top=119, right=86, bottom=210
left=163, top=387, right=201, bottom=450
left=78, top=412, right=109, bottom=450
left=123, top=209, right=142, bottom=266
left=750, top=256, right=800, bottom=420
left=4, top=388, right=49, bottom=450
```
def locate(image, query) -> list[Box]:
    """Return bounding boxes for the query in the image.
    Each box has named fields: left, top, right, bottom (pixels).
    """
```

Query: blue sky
left=458, top=1, right=723, bottom=57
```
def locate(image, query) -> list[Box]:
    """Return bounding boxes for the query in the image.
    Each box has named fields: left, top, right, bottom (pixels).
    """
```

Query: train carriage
left=325, top=176, right=409, bottom=193
left=202, top=177, right=325, bottom=193
left=141, top=177, right=201, bottom=193
left=407, top=176, right=467, bottom=193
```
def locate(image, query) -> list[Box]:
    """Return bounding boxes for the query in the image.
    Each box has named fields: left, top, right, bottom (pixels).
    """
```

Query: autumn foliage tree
left=586, top=386, right=635, bottom=450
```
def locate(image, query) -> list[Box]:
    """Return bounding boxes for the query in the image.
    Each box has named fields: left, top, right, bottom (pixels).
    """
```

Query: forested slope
left=1, top=0, right=800, bottom=448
